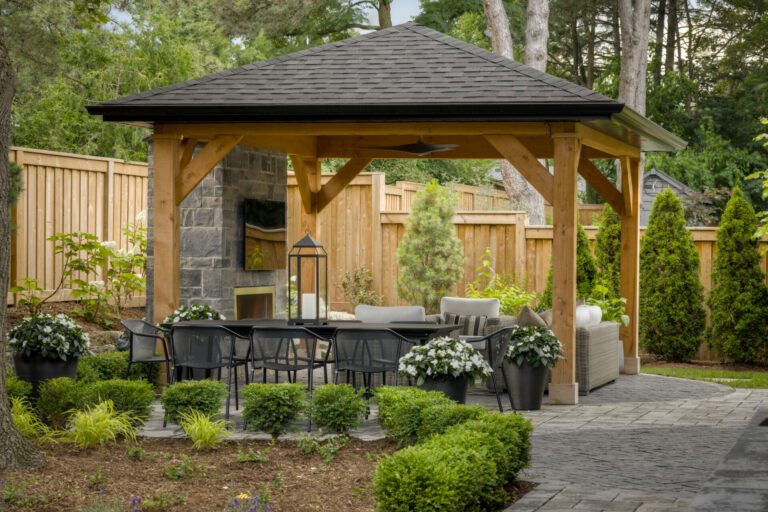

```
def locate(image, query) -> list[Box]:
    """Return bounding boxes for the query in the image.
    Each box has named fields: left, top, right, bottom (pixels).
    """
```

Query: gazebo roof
left=87, top=22, right=683, bottom=152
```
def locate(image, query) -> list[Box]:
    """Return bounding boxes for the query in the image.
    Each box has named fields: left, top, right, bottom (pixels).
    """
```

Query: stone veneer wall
left=146, top=143, right=287, bottom=321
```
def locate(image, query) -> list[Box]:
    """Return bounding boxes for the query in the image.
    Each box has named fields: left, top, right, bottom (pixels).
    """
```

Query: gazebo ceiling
left=87, top=22, right=685, bottom=153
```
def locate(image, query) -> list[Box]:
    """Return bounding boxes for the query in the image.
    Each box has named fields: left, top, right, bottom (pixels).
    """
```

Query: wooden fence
left=8, top=147, right=149, bottom=303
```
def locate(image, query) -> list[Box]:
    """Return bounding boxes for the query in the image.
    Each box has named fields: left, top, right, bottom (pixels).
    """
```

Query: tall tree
left=0, top=38, right=44, bottom=472
left=482, top=0, right=547, bottom=225
left=525, top=0, right=550, bottom=70
left=618, top=0, right=651, bottom=115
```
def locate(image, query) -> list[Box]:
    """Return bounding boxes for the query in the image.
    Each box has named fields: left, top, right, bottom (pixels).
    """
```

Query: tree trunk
left=618, top=0, right=652, bottom=115
left=525, top=0, right=549, bottom=71
left=377, top=1, right=392, bottom=29
left=0, top=38, right=44, bottom=472
left=653, top=0, right=666, bottom=85
left=483, top=0, right=547, bottom=225
left=664, top=0, right=677, bottom=75
left=611, top=6, right=622, bottom=57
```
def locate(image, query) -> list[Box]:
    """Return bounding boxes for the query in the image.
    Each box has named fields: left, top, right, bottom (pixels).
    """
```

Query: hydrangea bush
left=504, top=326, right=564, bottom=369
left=399, top=337, right=491, bottom=386
left=163, top=304, right=225, bottom=323
left=9, top=313, right=91, bottom=360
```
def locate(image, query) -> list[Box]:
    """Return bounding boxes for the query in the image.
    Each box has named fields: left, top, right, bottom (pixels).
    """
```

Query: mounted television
left=243, top=198, right=286, bottom=271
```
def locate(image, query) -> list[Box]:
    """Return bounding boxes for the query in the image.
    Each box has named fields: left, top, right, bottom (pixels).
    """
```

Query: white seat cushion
left=354, top=305, right=426, bottom=323
left=440, top=297, right=500, bottom=318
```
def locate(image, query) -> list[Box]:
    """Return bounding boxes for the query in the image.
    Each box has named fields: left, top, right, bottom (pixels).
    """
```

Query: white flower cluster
left=398, top=336, right=491, bottom=382
left=8, top=313, right=90, bottom=361
left=163, top=304, right=225, bottom=323
left=504, top=325, right=564, bottom=369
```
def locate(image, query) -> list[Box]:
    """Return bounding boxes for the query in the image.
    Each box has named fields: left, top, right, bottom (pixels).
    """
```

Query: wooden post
left=620, top=157, right=641, bottom=374
left=299, top=158, right=321, bottom=239
left=549, top=135, right=581, bottom=405
left=151, top=134, right=181, bottom=324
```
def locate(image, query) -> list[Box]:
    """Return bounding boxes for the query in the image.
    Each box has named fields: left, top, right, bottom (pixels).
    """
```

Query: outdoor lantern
left=287, top=233, right=328, bottom=325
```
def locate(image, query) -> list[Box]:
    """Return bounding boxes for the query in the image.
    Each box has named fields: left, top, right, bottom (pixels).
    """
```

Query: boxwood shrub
left=6, top=371, right=33, bottom=402
left=308, top=384, right=368, bottom=434
left=160, top=380, right=228, bottom=424
left=242, top=383, right=306, bottom=439
left=37, top=377, right=87, bottom=428
left=77, top=351, right=161, bottom=386
left=415, top=402, right=487, bottom=444
left=373, top=386, right=452, bottom=445
left=81, top=379, right=156, bottom=425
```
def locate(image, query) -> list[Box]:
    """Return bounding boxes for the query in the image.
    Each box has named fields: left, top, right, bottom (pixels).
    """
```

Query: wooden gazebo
left=88, top=22, right=685, bottom=404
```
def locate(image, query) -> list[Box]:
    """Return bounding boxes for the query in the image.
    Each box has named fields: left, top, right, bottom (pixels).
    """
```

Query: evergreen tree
left=396, top=181, right=464, bottom=313
left=707, top=187, right=768, bottom=363
left=594, top=204, right=621, bottom=298
left=539, top=223, right=597, bottom=309
left=640, top=189, right=706, bottom=361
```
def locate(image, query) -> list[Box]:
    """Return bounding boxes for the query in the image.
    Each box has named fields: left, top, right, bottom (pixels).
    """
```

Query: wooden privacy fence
left=8, top=147, right=149, bottom=303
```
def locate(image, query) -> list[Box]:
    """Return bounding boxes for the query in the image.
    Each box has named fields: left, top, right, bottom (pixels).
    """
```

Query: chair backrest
left=333, top=328, right=410, bottom=373
left=354, top=305, right=426, bottom=323
left=169, top=326, right=243, bottom=367
left=249, top=327, right=322, bottom=365
left=122, top=319, right=167, bottom=362
left=440, top=297, right=500, bottom=318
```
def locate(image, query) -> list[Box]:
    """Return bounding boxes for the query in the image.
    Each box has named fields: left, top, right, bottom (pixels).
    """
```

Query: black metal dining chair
left=168, top=325, right=249, bottom=422
left=332, top=327, right=414, bottom=391
left=121, top=319, right=171, bottom=385
left=248, top=326, right=331, bottom=391
left=460, top=326, right=515, bottom=412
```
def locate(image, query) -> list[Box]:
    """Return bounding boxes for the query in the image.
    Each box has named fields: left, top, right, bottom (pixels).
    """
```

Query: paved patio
left=139, top=373, right=768, bottom=512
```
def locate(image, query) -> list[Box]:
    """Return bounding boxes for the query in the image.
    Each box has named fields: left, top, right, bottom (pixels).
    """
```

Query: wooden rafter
left=290, top=155, right=313, bottom=214
left=316, top=158, right=373, bottom=213
left=484, top=134, right=554, bottom=204
left=577, top=158, right=625, bottom=216
left=176, top=135, right=242, bottom=203
left=577, top=124, right=641, bottom=158
left=620, top=156, right=634, bottom=217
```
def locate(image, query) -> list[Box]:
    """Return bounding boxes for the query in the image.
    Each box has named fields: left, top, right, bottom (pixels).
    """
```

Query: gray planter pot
left=420, top=375, right=470, bottom=403
left=504, top=360, right=548, bottom=410
left=13, top=354, right=79, bottom=397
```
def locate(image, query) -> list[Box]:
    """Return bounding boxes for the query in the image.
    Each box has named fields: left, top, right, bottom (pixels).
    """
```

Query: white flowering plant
left=163, top=304, right=225, bottom=324
left=504, top=326, right=564, bottom=369
left=398, top=336, right=491, bottom=386
left=9, top=313, right=91, bottom=360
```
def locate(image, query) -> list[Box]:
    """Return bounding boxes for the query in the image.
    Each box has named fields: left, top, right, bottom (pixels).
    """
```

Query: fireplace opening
left=234, top=286, right=276, bottom=320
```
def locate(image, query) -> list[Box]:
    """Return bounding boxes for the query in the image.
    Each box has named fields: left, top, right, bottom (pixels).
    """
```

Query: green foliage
left=750, top=117, right=768, bottom=248
left=6, top=371, right=33, bottom=401
left=297, top=434, right=349, bottom=463
left=396, top=181, right=464, bottom=313
left=414, top=403, right=487, bottom=444
left=164, top=454, right=197, bottom=480
left=373, top=386, right=452, bottom=446
left=65, top=400, right=137, bottom=449
left=539, top=223, right=597, bottom=309
left=9, top=278, right=46, bottom=316
left=586, top=285, right=629, bottom=326
left=465, top=249, right=538, bottom=315
left=160, top=380, right=228, bottom=425
left=398, top=336, right=491, bottom=385
left=337, top=266, right=382, bottom=307
left=81, top=379, right=156, bottom=425
left=8, top=161, right=23, bottom=207
left=235, top=446, right=269, bottom=463
left=706, top=188, right=768, bottom=363
left=10, top=397, right=50, bottom=440
left=178, top=410, right=230, bottom=450
left=8, top=313, right=90, bottom=360
left=37, top=377, right=87, bottom=428
left=640, top=190, right=706, bottom=362
left=242, top=383, right=306, bottom=439
left=504, top=326, right=564, bottom=369
left=594, top=204, right=621, bottom=297
left=163, top=303, right=224, bottom=323
left=308, top=384, right=367, bottom=435
left=77, top=350, right=160, bottom=386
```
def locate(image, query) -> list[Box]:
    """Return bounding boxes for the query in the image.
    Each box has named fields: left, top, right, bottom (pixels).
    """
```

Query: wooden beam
left=290, top=155, right=313, bottom=214
left=316, top=158, right=373, bottom=213
left=549, top=135, right=581, bottom=405
left=620, top=157, right=641, bottom=375
left=577, top=158, right=625, bottom=216
left=577, top=124, right=641, bottom=158
left=620, top=156, right=634, bottom=216
left=178, top=137, right=197, bottom=172
left=176, top=135, right=241, bottom=202
left=484, top=134, right=554, bottom=204
left=238, top=135, right=317, bottom=157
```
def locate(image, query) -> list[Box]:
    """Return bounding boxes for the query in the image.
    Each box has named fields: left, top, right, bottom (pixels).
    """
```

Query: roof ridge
left=402, top=23, right=616, bottom=103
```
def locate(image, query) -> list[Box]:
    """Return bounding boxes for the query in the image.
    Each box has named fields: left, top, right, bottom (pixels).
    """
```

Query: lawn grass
left=642, top=367, right=768, bottom=388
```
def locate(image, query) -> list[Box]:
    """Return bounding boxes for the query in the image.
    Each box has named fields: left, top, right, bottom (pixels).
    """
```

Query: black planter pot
left=13, top=354, right=79, bottom=396
left=504, top=360, right=548, bottom=410
left=419, top=375, right=470, bottom=403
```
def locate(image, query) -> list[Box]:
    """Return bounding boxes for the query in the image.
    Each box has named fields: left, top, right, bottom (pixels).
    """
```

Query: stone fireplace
left=146, top=144, right=288, bottom=321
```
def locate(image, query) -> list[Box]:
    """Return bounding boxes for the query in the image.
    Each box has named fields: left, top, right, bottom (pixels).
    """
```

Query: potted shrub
left=503, top=325, right=564, bottom=410
left=398, top=336, right=491, bottom=403
left=9, top=313, right=91, bottom=395
left=163, top=304, right=224, bottom=323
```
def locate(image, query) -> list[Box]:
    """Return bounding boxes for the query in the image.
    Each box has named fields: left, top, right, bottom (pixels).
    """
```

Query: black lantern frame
left=287, top=234, right=328, bottom=325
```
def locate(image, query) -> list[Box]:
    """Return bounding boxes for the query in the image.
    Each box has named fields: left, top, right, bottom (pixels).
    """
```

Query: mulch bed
left=6, top=303, right=145, bottom=333
left=641, top=354, right=768, bottom=372
left=0, top=437, right=534, bottom=511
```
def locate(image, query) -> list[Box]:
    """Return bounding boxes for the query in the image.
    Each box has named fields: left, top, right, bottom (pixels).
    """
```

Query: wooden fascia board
left=577, top=158, right=625, bottom=216
left=316, top=158, right=373, bottom=213
left=484, top=134, right=554, bottom=205
left=176, top=135, right=241, bottom=203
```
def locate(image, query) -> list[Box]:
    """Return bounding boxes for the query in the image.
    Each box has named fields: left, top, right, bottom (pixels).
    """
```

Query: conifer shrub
left=37, top=377, right=88, bottom=428
left=706, top=187, right=768, bottom=363
left=639, top=189, right=706, bottom=361
left=594, top=204, right=622, bottom=297
left=396, top=180, right=464, bottom=313
left=539, top=223, right=597, bottom=309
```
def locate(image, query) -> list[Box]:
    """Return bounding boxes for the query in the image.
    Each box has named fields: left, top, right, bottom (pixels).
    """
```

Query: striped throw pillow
left=443, top=313, right=488, bottom=336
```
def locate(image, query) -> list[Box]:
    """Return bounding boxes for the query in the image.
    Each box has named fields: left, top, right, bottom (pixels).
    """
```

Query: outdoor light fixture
left=361, top=135, right=459, bottom=156
left=287, top=233, right=328, bottom=325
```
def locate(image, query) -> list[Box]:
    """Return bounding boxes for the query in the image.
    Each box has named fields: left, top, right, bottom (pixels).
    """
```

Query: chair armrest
left=485, top=315, right=517, bottom=334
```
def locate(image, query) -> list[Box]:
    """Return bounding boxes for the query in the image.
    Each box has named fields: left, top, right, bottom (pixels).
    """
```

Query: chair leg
left=500, top=364, right=515, bottom=411
left=234, top=365, right=240, bottom=411
left=225, top=366, right=233, bottom=420
left=164, top=362, right=171, bottom=388
left=125, top=362, right=132, bottom=380
left=490, top=371, right=503, bottom=413
left=147, top=364, right=154, bottom=386
left=333, top=370, right=339, bottom=384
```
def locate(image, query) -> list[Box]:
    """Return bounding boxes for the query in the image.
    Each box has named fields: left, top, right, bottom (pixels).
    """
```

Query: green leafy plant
left=297, top=434, right=349, bottom=462
left=81, top=379, right=156, bottom=425
left=8, top=313, right=90, bottom=360
left=6, top=371, right=33, bottom=401
left=398, top=336, right=491, bottom=386
left=163, top=303, right=225, bottom=323
left=126, top=444, right=144, bottom=459
left=504, top=326, right=564, bottom=369
left=640, top=189, right=706, bottom=362
left=373, top=387, right=453, bottom=446
left=593, top=204, right=622, bottom=298
left=9, top=278, right=47, bottom=316
left=178, top=410, right=230, bottom=450
left=308, top=384, right=368, bottom=435
left=37, top=377, right=87, bottom=428
left=10, top=397, right=51, bottom=440
left=65, top=400, right=137, bottom=449
left=586, top=284, right=629, bottom=326
left=159, top=379, right=228, bottom=424
left=466, top=248, right=537, bottom=315
left=706, top=187, right=768, bottom=363
left=164, top=454, right=197, bottom=480
left=77, top=350, right=160, bottom=386
left=140, top=490, right=188, bottom=510
left=396, top=180, right=464, bottom=313
left=337, top=265, right=383, bottom=307
left=235, top=446, right=269, bottom=463
left=242, top=383, right=306, bottom=440
left=539, top=223, right=597, bottom=309
left=85, top=468, right=107, bottom=489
